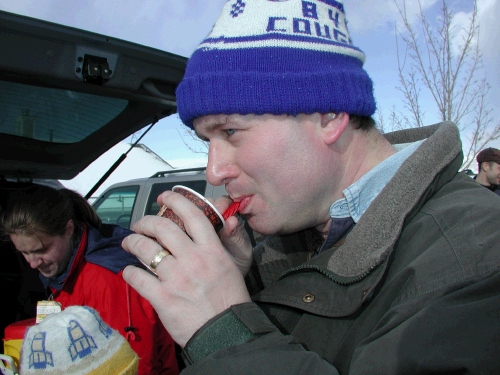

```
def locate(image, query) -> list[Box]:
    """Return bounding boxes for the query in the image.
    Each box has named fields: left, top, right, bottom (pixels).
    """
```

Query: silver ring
left=149, top=250, right=170, bottom=271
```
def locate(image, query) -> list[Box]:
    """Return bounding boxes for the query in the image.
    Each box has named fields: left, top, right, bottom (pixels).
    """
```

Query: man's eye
left=225, top=129, right=236, bottom=136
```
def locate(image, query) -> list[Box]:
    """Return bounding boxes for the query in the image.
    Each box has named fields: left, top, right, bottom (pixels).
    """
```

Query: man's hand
left=121, top=190, right=252, bottom=347
left=214, top=195, right=254, bottom=276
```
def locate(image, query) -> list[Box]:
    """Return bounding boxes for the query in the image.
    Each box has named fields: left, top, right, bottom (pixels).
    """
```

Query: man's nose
left=205, top=141, right=238, bottom=186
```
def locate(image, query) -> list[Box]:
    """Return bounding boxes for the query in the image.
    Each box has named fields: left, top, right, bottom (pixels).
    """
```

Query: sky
left=62, top=142, right=175, bottom=198
left=1, top=0, right=499, bottom=170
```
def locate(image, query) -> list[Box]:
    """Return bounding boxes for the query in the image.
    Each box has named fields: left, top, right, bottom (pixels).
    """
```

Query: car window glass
left=146, top=180, right=207, bottom=216
left=92, top=185, right=139, bottom=228
left=0, top=81, right=127, bottom=143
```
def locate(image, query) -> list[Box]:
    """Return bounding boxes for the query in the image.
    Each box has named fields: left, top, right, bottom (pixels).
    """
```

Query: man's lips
left=232, top=196, right=252, bottom=214
left=223, top=196, right=253, bottom=219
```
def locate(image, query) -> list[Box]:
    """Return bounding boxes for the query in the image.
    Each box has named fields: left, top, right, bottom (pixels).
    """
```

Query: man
left=121, top=1, right=500, bottom=373
left=474, top=147, right=500, bottom=196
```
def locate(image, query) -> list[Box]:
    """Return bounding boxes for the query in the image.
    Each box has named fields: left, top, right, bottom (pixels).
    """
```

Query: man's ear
left=320, top=112, right=349, bottom=145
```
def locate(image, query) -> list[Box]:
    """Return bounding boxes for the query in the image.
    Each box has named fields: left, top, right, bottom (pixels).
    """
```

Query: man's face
left=193, top=113, right=339, bottom=235
left=485, top=161, right=500, bottom=186
left=10, top=220, right=74, bottom=278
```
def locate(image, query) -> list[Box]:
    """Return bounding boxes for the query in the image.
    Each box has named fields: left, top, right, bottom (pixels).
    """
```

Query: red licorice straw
left=222, top=201, right=240, bottom=220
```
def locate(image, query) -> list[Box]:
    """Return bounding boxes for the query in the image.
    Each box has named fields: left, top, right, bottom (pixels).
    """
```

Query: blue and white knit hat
left=20, top=306, right=139, bottom=375
left=176, top=0, right=376, bottom=128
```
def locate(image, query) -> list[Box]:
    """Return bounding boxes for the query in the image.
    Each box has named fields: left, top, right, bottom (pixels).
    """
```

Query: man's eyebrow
left=207, top=122, right=225, bottom=131
left=195, top=118, right=228, bottom=139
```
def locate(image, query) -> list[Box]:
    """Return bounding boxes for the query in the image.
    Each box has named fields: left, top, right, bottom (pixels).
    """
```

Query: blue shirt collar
left=329, top=140, right=423, bottom=223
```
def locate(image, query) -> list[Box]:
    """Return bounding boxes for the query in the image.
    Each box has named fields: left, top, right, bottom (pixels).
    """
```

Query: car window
left=92, top=185, right=139, bottom=228
left=145, top=180, right=207, bottom=216
left=0, top=81, right=128, bottom=143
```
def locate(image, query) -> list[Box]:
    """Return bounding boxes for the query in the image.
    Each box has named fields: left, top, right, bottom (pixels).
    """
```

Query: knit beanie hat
left=19, top=306, right=139, bottom=375
left=176, top=0, right=376, bottom=128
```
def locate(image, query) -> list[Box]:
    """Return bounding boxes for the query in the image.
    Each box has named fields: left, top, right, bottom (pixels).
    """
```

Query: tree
left=178, top=126, right=209, bottom=156
left=380, top=0, right=500, bottom=170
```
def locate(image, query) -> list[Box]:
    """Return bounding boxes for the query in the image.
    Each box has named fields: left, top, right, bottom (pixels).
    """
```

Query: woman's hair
left=0, top=184, right=101, bottom=238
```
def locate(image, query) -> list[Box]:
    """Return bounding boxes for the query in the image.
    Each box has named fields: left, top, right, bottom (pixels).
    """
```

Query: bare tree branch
left=384, top=0, right=499, bottom=169
left=177, top=127, right=209, bottom=156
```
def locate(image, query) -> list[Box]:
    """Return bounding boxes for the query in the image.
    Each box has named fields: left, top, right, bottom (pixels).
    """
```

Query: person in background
left=20, top=305, right=139, bottom=375
left=474, top=147, right=500, bottom=196
left=121, top=1, right=500, bottom=374
left=0, top=184, right=179, bottom=375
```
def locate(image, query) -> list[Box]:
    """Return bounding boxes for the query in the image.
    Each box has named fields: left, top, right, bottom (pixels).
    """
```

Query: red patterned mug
left=157, top=185, right=225, bottom=233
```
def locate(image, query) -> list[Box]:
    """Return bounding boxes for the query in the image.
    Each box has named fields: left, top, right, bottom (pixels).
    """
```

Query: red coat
left=48, top=226, right=179, bottom=375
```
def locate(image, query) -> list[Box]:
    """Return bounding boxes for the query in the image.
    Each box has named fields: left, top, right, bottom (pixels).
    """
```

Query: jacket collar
left=252, top=122, right=463, bottom=316
left=323, top=122, right=462, bottom=281
left=252, top=122, right=462, bottom=302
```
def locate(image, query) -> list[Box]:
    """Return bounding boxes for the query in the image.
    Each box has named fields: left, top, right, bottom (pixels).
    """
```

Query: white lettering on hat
left=266, top=16, right=348, bottom=43
left=202, top=0, right=361, bottom=59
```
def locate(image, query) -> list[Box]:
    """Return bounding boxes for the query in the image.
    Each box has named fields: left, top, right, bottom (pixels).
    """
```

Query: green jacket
left=181, top=122, right=500, bottom=374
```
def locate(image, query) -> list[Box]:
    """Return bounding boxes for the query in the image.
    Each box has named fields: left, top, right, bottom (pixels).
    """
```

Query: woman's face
left=10, top=220, right=75, bottom=278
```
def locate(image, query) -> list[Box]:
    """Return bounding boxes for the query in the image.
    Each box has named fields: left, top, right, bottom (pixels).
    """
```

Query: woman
left=0, top=184, right=179, bottom=375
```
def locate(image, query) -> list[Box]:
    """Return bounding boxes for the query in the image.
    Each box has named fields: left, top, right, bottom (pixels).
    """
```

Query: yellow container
left=4, top=339, right=23, bottom=368
left=3, top=318, right=35, bottom=369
